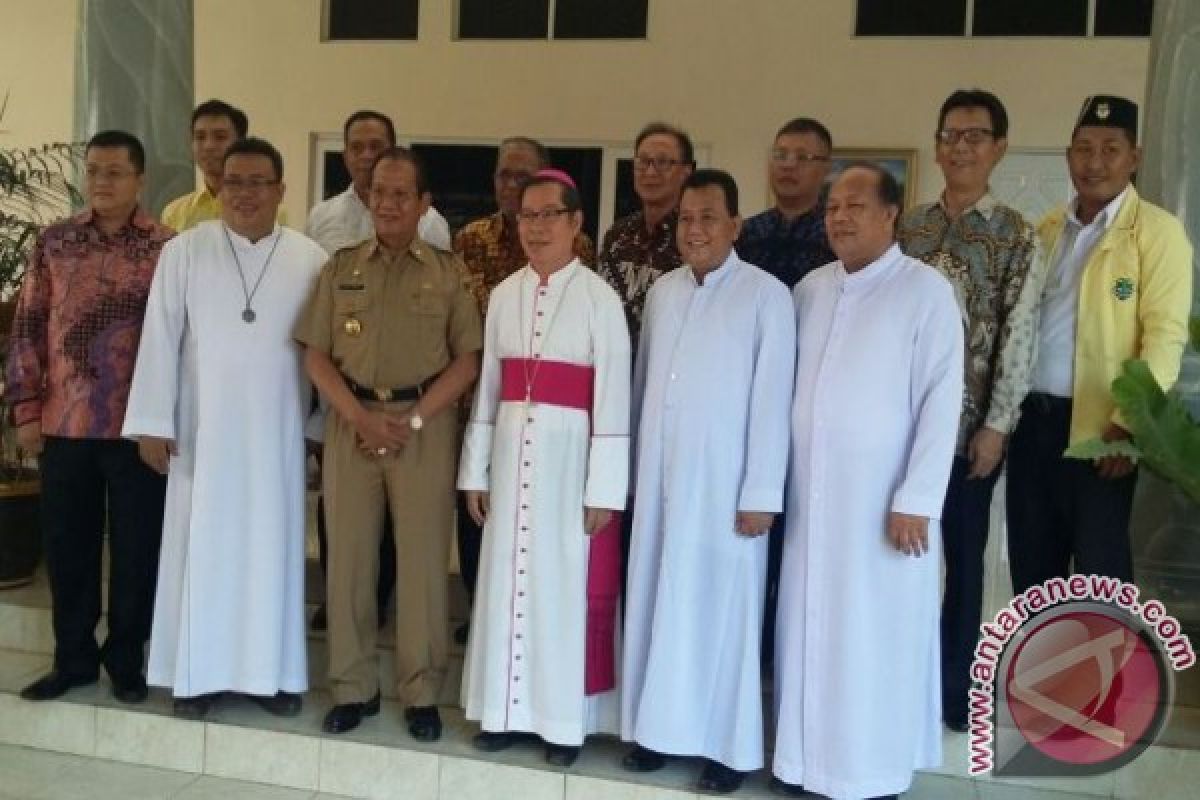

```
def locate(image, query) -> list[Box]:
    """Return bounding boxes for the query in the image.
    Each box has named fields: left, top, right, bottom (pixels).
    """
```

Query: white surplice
left=122, top=220, right=327, bottom=697
left=458, top=259, right=631, bottom=746
left=774, top=245, right=964, bottom=799
left=622, top=252, right=795, bottom=770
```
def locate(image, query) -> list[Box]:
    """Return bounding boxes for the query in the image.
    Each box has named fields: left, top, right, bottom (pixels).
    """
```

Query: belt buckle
left=374, top=387, right=393, bottom=402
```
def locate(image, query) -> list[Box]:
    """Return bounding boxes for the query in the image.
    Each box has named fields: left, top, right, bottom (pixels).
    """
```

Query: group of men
left=5, top=86, right=1193, bottom=800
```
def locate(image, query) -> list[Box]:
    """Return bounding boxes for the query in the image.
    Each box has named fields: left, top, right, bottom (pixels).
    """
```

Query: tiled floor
left=0, top=742, right=1119, bottom=800
left=0, top=744, right=352, bottom=799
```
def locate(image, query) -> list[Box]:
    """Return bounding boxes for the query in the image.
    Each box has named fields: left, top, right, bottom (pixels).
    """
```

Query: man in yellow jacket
left=1007, top=95, right=1193, bottom=592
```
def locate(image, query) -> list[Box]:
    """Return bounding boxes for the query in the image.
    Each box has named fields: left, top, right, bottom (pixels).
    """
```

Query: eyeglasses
left=633, top=156, right=686, bottom=173
left=936, top=128, right=995, bottom=146
left=222, top=178, right=280, bottom=192
left=85, top=167, right=138, bottom=182
left=516, top=207, right=571, bottom=224
left=771, top=150, right=830, bottom=166
left=495, top=169, right=534, bottom=185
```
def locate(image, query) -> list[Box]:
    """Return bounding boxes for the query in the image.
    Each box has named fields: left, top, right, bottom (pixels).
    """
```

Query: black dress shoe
left=20, top=670, right=98, bottom=702
left=322, top=692, right=381, bottom=733
left=697, top=759, right=746, bottom=794
left=249, top=691, right=303, bottom=717
left=310, top=604, right=327, bottom=631
left=454, top=622, right=470, bottom=646
left=769, top=776, right=809, bottom=797
left=473, top=731, right=521, bottom=752
left=622, top=745, right=667, bottom=773
left=173, top=694, right=215, bottom=720
left=111, top=675, right=148, bottom=704
left=545, top=742, right=581, bottom=767
left=405, top=705, right=442, bottom=741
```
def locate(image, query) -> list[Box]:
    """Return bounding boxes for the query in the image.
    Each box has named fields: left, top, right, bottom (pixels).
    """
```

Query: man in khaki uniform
left=294, top=147, right=482, bottom=740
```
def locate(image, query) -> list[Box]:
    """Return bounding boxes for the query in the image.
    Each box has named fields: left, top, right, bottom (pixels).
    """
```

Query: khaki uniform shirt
left=293, top=237, right=482, bottom=388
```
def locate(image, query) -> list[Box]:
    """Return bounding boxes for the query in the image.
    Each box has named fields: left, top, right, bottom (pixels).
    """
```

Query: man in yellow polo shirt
left=162, top=99, right=286, bottom=231
left=1007, top=95, right=1193, bottom=591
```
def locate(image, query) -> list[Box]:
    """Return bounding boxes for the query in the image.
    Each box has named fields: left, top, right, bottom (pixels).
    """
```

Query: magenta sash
left=500, top=357, right=619, bottom=695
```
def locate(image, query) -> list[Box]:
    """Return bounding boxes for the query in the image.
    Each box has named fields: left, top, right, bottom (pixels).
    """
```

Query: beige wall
left=4, top=0, right=1150, bottom=225
left=1, top=0, right=76, bottom=148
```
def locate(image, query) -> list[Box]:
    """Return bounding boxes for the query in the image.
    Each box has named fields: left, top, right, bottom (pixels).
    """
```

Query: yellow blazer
left=1038, top=187, right=1193, bottom=444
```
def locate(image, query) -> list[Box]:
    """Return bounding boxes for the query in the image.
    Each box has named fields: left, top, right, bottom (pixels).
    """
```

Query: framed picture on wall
left=827, top=148, right=918, bottom=210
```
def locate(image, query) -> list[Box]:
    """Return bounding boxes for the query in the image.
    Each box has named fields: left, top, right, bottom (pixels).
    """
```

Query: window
left=855, top=0, right=966, bottom=37
left=973, top=0, right=1086, bottom=36
left=458, top=0, right=548, bottom=39
left=458, top=0, right=647, bottom=40
left=855, top=0, right=1152, bottom=37
left=325, top=0, right=419, bottom=40
left=1095, top=0, right=1153, bottom=36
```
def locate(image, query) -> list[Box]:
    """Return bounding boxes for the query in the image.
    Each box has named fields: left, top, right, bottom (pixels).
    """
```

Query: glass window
left=554, top=0, right=648, bottom=39
left=326, top=0, right=418, bottom=40
left=458, top=0, right=549, bottom=39
left=855, top=0, right=967, bottom=36
left=972, top=0, right=1088, bottom=36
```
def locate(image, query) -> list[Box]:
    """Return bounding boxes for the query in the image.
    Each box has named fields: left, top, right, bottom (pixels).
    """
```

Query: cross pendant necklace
left=223, top=225, right=282, bottom=324
left=520, top=266, right=578, bottom=416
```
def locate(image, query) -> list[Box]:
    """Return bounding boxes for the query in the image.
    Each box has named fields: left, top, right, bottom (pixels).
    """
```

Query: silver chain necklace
left=223, top=224, right=282, bottom=323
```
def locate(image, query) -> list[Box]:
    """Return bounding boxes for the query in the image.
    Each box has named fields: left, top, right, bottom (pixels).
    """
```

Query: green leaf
left=1111, top=359, right=1200, bottom=505
left=1190, top=316, right=1200, bottom=352
left=1064, top=437, right=1143, bottom=462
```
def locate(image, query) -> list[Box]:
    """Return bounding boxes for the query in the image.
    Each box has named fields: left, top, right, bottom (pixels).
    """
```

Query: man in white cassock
left=621, top=169, right=795, bottom=795
left=123, top=138, right=328, bottom=720
left=458, top=169, right=630, bottom=768
left=772, top=164, right=964, bottom=800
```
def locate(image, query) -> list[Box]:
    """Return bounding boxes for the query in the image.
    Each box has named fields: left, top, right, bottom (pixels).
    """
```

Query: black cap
left=1074, top=95, right=1138, bottom=141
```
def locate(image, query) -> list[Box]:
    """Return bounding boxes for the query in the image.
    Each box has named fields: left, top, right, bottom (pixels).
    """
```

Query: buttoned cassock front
left=621, top=253, right=795, bottom=771
left=293, top=238, right=482, bottom=706
left=458, top=260, right=630, bottom=746
left=774, top=246, right=963, bottom=799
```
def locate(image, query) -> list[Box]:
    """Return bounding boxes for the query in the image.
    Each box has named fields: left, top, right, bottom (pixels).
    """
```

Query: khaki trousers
left=324, top=401, right=456, bottom=706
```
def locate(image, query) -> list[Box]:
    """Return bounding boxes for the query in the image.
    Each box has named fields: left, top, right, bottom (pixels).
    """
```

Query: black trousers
left=455, top=490, right=482, bottom=605
left=40, top=436, right=166, bottom=683
left=939, top=455, right=1001, bottom=725
left=1006, top=393, right=1136, bottom=594
left=317, top=494, right=395, bottom=616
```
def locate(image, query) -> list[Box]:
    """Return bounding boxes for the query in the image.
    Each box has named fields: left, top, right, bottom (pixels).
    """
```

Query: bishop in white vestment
left=774, top=166, right=963, bottom=799
left=458, top=171, right=630, bottom=764
left=621, top=170, right=795, bottom=793
left=123, top=141, right=327, bottom=716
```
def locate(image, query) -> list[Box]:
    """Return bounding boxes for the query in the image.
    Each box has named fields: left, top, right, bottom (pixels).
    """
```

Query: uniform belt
left=343, top=374, right=434, bottom=403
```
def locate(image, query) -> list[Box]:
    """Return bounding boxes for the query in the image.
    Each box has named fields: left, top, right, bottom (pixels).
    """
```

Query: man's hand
left=352, top=408, right=411, bottom=455
left=1096, top=423, right=1135, bottom=480
left=887, top=511, right=929, bottom=557
left=584, top=507, right=613, bottom=535
left=15, top=422, right=43, bottom=457
left=138, top=436, right=176, bottom=475
left=466, top=490, right=490, bottom=527
left=967, top=427, right=1005, bottom=479
left=735, top=511, right=774, bottom=537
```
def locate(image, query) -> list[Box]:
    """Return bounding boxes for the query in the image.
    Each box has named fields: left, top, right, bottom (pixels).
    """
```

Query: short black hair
left=86, top=130, right=146, bottom=174
left=518, top=174, right=582, bottom=213
left=344, top=110, right=397, bottom=147
left=192, top=99, right=248, bottom=139
left=774, top=117, right=833, bottom=152
left=371, top=147, right=430, bottom=196
left=499, top=136, right=551, bottom=169
left=840, top=161, right=903, bottom=215
left=635, top=122, right=695, bottom=167
left=938, top=89, right=1009, bottom=139
left=223, top=136, right=284, bottom=181
left=682, top=168, right=739, bottom=216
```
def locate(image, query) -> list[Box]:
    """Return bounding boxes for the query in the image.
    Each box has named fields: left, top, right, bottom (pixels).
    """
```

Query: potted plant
left=0, top=97, right=81, bottom=588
